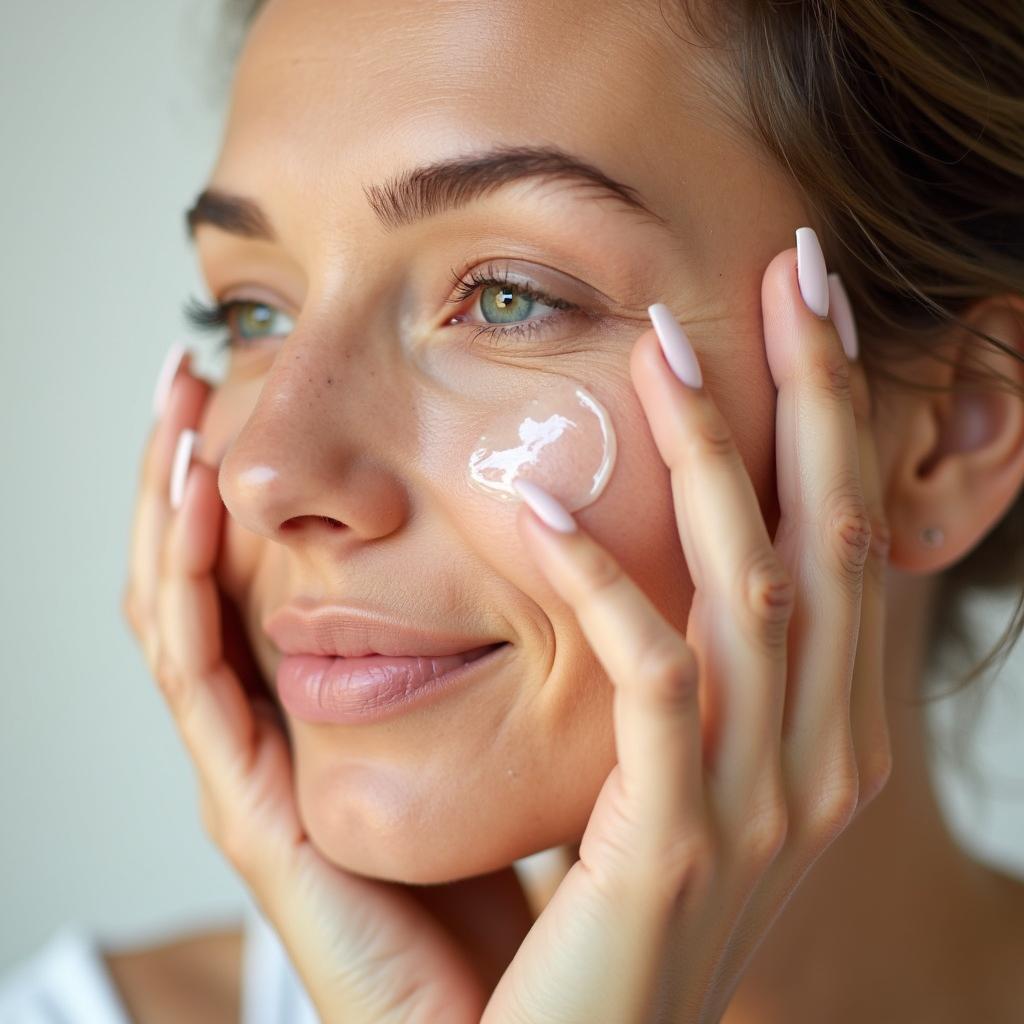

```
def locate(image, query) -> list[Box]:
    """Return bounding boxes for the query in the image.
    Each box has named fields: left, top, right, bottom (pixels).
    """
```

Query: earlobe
left=885, top=297, right=1024, bottom=576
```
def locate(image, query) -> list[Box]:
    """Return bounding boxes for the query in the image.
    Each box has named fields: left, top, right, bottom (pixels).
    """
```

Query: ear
left=884, top=295, right=1024, bottom=575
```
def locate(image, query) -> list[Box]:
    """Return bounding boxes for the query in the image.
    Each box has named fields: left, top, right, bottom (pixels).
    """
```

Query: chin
left=294, top=755, right=591, bottom=886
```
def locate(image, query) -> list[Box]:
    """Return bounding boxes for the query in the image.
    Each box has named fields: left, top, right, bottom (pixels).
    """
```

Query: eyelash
left=442, top=262, right=582, bottom=345
left=181, top=263, right=583, bottom=351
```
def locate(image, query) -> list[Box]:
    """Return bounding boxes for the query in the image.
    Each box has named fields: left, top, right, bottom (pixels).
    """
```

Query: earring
left=920, top=526, right=944, bottom=547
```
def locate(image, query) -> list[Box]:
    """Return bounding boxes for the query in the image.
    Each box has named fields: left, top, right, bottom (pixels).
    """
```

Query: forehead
left=213, top=0, right=745, bottom=231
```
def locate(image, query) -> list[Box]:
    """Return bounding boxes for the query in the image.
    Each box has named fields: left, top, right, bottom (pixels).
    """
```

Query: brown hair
left=215, top=0, right=1024, bottom=785
left=664, top=0, right=1024, bottom=788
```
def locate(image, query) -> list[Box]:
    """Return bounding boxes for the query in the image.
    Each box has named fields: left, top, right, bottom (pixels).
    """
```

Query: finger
left=155, top=450, right=259, bottom=797
left=629, top=310, right=792, bottom=815
left=762, top=231, right=868, bottom=783
left=512, top=478, right=706, bottom=865
left=845, top=353, right=893, bottom=814
left=124, top=347, right=211, bottom=638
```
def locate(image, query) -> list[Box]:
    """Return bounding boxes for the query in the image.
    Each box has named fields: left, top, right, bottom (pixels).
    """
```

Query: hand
left=479, top=230, right=892, bottom=1023
left=122, top=353, right=536, bottom=1023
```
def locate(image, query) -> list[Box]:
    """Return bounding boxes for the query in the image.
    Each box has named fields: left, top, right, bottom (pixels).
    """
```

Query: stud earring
left=920, top=526, right=944, bottom=547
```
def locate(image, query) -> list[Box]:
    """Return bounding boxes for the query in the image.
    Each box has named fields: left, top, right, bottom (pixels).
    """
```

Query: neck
left=720, top=568, right=1004, bottom=1022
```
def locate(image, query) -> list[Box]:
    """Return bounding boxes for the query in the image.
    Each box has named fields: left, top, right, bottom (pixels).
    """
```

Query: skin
left=120, top=0, right=1024, bottom=1019
left=198, top=0, right=794, bottom=886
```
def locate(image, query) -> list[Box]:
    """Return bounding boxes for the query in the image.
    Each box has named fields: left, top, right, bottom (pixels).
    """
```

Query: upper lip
left=263, top=602, right=505, bottom=659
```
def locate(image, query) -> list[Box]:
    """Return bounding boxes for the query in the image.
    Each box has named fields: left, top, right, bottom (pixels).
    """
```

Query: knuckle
left=154, top=650, right=186, bottom=709
left=121, top=588, right=139, bottom=632
left=637, top=638, right=699, bottom=707
left=658, top=827, right=717, bottom=898
left=737, top=549, right=795, bottom=647
left=578, top=543, right=627, bottom=603
left=217, top=818, right=255, bottom=875
left=865, top=514, right=892, bottom=585
left=848, top=361, right=873, bottom=421
left=813, top=345, right=854, bottom=405
left=199, top=788, right=222, bottom=845
left=739, top=796, right=789, bottom=874
left=858, top=739, right=894, bottom=810
left=688, top=408, right=737, bottom=461
left=823, top=485, right=872, bottom=587
left=808, top=754, right=859, bottom=848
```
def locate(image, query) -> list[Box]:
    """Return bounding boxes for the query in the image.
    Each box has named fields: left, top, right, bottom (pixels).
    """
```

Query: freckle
left=326, top=377, right=333, bottom=385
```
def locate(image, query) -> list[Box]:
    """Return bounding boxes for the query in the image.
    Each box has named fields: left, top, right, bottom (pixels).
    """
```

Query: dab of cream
left=467, top=380, right=617, bottom=512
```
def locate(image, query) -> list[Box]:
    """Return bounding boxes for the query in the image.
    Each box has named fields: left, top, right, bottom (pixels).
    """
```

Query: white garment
left=0, top=899, right=321, bottom=1024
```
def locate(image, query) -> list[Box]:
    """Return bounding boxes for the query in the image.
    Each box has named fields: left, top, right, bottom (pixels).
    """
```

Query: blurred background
left=1, top=0, right=1023, bottom=975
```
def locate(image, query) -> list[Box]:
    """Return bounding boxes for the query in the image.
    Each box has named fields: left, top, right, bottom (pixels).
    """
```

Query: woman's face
left=194, top=0, right=806, bottom=883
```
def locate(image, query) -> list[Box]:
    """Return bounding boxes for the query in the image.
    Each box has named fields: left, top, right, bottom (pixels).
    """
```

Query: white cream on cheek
left=466, top=378, right=617, bottom=512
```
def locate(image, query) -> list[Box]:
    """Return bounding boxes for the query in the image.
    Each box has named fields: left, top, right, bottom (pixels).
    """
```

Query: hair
left=213, top=0, right=1024, bottom=791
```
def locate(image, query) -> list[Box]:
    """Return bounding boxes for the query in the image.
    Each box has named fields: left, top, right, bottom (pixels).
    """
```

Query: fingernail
left=512, top=478, right=577, bottom=534
left=827, top=273, right=859, bottom=361
left=152, top=341, right=190, bottom=419
left=647, top=303, right=703, bottom=388
left=795, top=227, right=829, bottom=319
left=170, top=428, right=199, bottom=510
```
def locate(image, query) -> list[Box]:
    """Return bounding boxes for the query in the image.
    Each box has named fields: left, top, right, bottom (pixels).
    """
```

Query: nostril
left=280, top=515, right=346, bottom=531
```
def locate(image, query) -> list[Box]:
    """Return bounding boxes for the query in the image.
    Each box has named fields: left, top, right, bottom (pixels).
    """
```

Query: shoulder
left=103, top=925, right=243, bottom=1024
left=0, top=922, right=243, bottom=1024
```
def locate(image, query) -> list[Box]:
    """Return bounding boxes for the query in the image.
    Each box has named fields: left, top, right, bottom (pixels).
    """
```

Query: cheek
left=467, top=378, right=616, bottom=512
left=421, top=368, right=695, bottom=639
left=442, top=360, right=778, bottom=643
left=582, top=390, right=693, bottom=637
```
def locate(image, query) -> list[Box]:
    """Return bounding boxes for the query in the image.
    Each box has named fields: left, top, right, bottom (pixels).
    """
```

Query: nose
left=218, top=331, right=410, bottom=548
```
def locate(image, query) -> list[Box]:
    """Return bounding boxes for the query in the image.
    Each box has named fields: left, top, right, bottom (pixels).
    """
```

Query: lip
left=263, top=602, right=505, bottom=659
left=274, top=642, right=510, bottom=724
left=262, top=601, right=511, bottom=725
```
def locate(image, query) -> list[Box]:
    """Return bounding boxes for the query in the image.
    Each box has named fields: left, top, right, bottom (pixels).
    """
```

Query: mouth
left=274, top=640, right=512, bottom=725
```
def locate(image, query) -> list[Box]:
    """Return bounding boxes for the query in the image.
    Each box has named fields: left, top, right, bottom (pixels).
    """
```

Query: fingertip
left=762, top=241, right=848, bottom=387
left=512, top=478, right=577, bottom=534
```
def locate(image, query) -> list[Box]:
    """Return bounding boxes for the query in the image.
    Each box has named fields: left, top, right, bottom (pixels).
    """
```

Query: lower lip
left=275, top=642, right=510, bottom=724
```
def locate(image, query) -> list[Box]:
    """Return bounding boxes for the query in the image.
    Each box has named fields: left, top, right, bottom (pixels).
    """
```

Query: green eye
left=233, top=301, right=294, bottom=340
left=479, top=284, right=537, bottom=324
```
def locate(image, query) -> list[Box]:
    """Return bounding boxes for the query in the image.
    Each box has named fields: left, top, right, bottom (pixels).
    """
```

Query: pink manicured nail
left=152, top=341, right=189, bottom=419
left=647, top=303, right=702, bottom=388
left=827, top=273, right=859, bottom=361
left=513, top=478, right=577, bottom=534
left=170, top=429, right=199, bottom=510
left=795, top=227, right=829, bottom=319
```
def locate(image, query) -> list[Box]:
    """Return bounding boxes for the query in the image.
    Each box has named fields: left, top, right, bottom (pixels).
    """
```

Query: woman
left=3, top=0, right=1023, bottom=1020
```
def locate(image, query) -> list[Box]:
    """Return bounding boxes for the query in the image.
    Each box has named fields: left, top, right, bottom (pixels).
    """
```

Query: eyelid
left=218, top=284, right=298, bottom=315
left=466, top=258, right=612, bottom=310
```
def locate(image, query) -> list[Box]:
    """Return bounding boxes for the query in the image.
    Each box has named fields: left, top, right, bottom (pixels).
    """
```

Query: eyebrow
left=184, top=144, right=668, bottom=242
